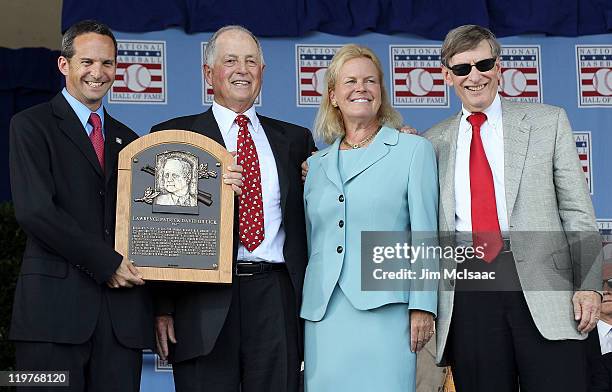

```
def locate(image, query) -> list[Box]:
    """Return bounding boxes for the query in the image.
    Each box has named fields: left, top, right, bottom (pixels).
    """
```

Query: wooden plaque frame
left=115, top=130, right=234, bottom=283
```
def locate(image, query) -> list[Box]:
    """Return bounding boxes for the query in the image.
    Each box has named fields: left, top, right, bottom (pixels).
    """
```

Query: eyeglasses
left=446, top=57, right=497, bottom=76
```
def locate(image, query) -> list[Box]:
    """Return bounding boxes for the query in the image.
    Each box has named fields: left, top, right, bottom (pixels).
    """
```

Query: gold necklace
left=342, top=128, right=380, bottom=149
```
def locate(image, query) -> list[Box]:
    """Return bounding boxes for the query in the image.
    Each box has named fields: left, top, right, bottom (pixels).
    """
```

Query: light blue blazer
left=300, top=126, right=439, bottom=322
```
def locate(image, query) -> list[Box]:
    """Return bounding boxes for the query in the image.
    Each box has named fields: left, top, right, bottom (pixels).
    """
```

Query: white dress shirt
left=212, top=101, right=285, bottom=263
left=454, top=94, right=509, bottom=233
left=597, top=320, right=612, bottom=354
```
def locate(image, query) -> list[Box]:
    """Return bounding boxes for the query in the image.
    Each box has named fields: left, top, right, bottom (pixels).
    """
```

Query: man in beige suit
left=424, top=25, right=602, bottom=392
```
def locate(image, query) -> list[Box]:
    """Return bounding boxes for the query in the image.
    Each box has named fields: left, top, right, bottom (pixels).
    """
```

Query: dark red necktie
left=235, top=114, right=265, bottom=252
left=468, top=112, right=502, bottom=262
left=88, top=113, right=104, bottom=171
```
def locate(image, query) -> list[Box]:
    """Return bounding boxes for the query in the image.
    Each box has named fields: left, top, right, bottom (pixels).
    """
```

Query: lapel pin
left=115, top=137, right=123, bottom=144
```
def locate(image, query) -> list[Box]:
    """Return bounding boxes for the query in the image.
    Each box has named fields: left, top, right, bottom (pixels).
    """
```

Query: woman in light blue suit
left=301, top=44, right=439, bottom=391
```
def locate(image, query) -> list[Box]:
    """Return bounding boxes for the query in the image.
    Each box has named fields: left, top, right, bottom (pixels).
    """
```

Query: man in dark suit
left=9, top=20, right=154, bottom=391
left=153, top=25, right=315, bottom=392
left=587, top=265, right=612, bottom=391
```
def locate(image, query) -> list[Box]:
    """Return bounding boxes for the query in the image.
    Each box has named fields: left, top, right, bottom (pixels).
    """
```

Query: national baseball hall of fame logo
left=598, top=220, right=612, bottom=266
left=389, top=46, right=449, bottom=108
left=599, top=220, right=612, bottom=245
left=498, top=46, right=542, bottom=103
left=110, top=40, right=167, bottom=104
left=576, top=45, right=612, bottom=107
left=574, top=132, right=593, bottom=194
left=296, top=45, right=341, bottom=107
left=201, top=42, right=261, bottom=106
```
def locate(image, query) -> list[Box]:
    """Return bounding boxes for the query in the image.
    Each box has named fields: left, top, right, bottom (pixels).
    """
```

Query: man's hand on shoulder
left=301, top=151, right=316, bottom=183
left=399, top=125, right=420, bottom=135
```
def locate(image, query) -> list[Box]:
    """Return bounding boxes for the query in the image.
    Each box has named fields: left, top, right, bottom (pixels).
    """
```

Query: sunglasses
left=446, top=57, right=497, bottom=76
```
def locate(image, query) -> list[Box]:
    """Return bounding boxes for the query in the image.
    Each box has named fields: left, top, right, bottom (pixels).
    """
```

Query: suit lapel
left=341, top=127, right=396, bottom=184
left=52, top=94, right=103, bottom=178
left=259, top=115, right=291, bottom=214
left=501, top=100, right=530, bottom=220
left=192, top=108, right=226, bottom=148
left=103, top=112, right=125, bottom=184
left=319, top=138, right=343, bottom=192
left=439, top=114, right=461, bottom=232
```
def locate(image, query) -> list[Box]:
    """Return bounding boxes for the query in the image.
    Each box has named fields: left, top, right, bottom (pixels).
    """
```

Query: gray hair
left=441, top=25, right=501, bottom=67
left=204, top=25, right=265, bottom=66
left=61, top=20, right=117, bottom=59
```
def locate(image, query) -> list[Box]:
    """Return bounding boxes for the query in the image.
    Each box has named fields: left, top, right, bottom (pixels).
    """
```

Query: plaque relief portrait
left=154, top=152, right=198, bottom=207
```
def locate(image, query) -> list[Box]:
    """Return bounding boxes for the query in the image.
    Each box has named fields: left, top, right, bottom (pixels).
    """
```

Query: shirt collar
left=212, top=100, right=259, bottom=136
left=61, top=88, right=105, bottom=132
left=461, top=93, right=502, bottom=132
left=598, top=319, right=612, bottom=338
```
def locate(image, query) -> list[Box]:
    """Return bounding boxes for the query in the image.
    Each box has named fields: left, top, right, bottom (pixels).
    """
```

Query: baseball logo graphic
left=312, top=68, right=328, bottom=95
left=501, top=69, right=527, bottom=97
left=110, top=40, right=166, bottom=104
left=498, top=46, right=541, bottom=102
left=390, top=46, right=448, bottom=107
left=296, top=45, right=341, bottom=106
left=124, top=64, right=152, bottom=92
left=406, top=69, right=434, bottom=96
left=574, top=132, right=593, bottom=194
left=592, top=68, right=612, bottom=96
left=576, top=45, right=612, bottom=107
left=597, top=220, right=612, bottom=264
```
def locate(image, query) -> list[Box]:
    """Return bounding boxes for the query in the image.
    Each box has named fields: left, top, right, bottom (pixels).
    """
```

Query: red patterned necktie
left=88, top=113, right=105, bottom=171
left=235, top=114, right=265, bottom=252
left=468, top=112, right=502, bottom=263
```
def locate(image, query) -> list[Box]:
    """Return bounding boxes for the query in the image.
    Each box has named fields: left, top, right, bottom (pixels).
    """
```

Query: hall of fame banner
left=598, top=220, right=612, bottom=266
left=110, top=40, right=167, bottom=104
left=573, top=131, right=593, bottom=194
left=498, top=46, right=542, bottom=103
left=389, top=46, right=449, bottom=108
left=296, top=45, right=341, bottom=107
left=599, top=220, right=612, bottom=245
left=575, top=45, right=612, bottom=108
left=201, top=42, right=261, bottom=107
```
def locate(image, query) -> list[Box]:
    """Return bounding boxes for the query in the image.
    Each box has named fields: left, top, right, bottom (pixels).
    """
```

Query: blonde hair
left=313, top=44, right=402, bottom=144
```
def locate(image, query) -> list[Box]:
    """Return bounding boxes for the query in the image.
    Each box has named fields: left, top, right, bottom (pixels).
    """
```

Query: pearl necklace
left=342, top=128, right=380, bottom=149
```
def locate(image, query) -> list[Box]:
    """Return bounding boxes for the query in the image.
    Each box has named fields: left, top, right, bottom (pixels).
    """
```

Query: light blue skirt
left=304, top=285, right=416, bottom=392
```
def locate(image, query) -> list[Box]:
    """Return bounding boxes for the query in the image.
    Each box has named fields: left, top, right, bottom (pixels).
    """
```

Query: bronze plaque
left=116, top=130, right=234, bottom=283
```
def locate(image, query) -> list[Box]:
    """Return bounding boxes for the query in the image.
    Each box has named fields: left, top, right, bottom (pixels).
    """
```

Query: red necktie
left=88, top=113, right=105, bottom=171
left=235, top=114, right=265, bottom=252
left=468, top=112, right=502, bottom=263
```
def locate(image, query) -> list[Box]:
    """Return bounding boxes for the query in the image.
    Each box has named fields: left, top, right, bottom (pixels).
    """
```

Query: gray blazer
left=424, top=97, right=601, bottom=364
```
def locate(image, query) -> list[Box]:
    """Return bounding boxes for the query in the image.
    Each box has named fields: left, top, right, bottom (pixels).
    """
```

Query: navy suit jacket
left=9, top=93, right=154, bottom=348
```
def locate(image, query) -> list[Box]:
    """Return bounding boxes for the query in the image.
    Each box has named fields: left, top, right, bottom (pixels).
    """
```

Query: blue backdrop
left=1, top=4, right=611, bottom=388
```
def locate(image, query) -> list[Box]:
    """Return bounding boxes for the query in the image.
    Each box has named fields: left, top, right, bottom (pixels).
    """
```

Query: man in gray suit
left=425, top=24, right=602, bottom=392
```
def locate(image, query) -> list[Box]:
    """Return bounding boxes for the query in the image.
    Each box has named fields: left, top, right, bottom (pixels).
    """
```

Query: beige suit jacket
left=424, top=98, right=602, bottom=364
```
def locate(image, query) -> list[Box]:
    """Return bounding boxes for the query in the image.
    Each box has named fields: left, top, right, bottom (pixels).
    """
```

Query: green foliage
left=0, top=202, right=25, bottom=371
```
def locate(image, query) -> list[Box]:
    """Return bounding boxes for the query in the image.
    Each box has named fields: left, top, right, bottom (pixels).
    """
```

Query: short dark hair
left=61, top=20, right=117, bottom=59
